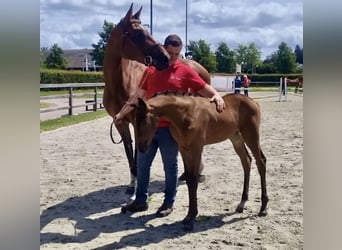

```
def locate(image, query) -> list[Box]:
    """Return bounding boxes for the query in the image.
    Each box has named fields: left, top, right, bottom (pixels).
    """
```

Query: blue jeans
left=135, top=127, right=179, bottom=207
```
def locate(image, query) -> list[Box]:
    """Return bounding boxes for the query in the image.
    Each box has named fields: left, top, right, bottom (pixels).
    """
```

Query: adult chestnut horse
left=286, top=77, right=303, bottom=93
left=103, top=4, right=211, bottom=194
left=133, top=92, right=268, bottom=231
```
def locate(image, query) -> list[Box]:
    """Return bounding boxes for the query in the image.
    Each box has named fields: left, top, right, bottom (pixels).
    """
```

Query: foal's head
left=134, top=98, right=159, bottom=153
left=111, top=3, right=170, bottom=70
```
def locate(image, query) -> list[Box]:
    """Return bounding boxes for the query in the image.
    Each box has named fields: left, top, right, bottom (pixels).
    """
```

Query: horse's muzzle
left=154, top=55, right=169, bottom=71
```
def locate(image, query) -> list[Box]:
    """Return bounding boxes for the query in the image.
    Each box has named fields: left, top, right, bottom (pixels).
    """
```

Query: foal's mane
left=150, top=90, right=198, bottom=99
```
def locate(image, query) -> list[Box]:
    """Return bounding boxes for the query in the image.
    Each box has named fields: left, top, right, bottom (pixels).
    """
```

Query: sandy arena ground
left=40, top=92, right=303, bottom=249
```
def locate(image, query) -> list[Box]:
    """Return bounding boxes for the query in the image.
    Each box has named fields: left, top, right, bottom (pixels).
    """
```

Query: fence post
left=94, top=87, right=98, bottom=111
left=68, top=87, right=73, bottom=115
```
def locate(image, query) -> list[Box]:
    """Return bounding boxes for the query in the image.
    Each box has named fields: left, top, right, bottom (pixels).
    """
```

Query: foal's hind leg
left=241, top=131, right=268, bottom=216
left=230, top=132, right=252, bottom=213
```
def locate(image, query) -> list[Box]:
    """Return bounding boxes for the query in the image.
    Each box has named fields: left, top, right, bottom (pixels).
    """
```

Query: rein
left=110, top=121, right=123, bottom=144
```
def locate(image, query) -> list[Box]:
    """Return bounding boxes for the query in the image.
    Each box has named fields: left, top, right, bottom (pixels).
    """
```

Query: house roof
left=63, top=49, right=95, bottom=69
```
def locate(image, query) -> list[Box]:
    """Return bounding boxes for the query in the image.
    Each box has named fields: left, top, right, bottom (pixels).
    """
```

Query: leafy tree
left=235, top=43, right=261, bottom=74
left=294, top=44, right=303, bottom=65
left=215, top=42, right=236, bottom=73
left=91, top=20, right=114, bottom=66
left=275, top=42, right=297, bottom=73
left=259, top=53, right=278, bottom=73
left=40, top=47, right=49, bottom=68
left=188, top=39, right=217, bottom=72
left=44, top=43, right=68, bottom=69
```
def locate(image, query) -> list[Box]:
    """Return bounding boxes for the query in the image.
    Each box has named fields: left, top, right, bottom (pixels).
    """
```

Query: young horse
left=103, top=3, right=211, bottom=194
left=133, top=92, right=268, bottom=231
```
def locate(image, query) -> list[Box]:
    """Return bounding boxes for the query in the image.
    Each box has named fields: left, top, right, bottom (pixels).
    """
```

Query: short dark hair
left=164, top=34, right=183, bottom=47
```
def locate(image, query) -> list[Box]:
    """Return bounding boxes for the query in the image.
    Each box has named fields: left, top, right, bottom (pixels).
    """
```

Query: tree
left=215, top=42, right=236, bottom=73
left=294, top=44, right=303, bottom=65
left=91, top=20, right=114, bottom=66
left=235, top=43, right=262, bottom=74
left=40, top=47, right=49, bottom=68
left=275, top=42, right=297, bottom=73
left=188, top=39, right=217, bottom=72
left=44, top=43, right=68, bottom=69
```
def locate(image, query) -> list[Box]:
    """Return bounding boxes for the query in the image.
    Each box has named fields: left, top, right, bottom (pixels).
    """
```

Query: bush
left=40, top=69, right=104, bottom=84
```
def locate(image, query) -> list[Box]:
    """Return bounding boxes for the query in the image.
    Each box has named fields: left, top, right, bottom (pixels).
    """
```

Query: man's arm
left=197, top=84, right=225, bottom=112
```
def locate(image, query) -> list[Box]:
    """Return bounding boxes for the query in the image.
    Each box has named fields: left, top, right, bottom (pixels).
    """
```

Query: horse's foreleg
left=117, top=123, right=137, bottom=195
left=183, top=169, right=199, bottom=231
left=180, top=149, right=202, bottom=231
left=230, top=133, right=252, bottom=213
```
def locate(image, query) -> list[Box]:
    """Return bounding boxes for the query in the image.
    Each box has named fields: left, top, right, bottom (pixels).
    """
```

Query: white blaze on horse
left=133, top=92, right=269, bottom=231
left=103, top=3, right=211, bottom=194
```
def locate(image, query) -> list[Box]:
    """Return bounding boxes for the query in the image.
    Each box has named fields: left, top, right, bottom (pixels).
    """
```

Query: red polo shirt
left=140, top=60, right=207, bottom=127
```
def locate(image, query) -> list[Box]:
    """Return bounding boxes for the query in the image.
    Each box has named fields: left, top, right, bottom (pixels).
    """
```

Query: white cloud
left=40, top=0, right=303, bottom=59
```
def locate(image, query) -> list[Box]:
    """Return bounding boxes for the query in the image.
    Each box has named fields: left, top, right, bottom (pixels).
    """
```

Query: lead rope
left=110, top=121, right=123, bottom=144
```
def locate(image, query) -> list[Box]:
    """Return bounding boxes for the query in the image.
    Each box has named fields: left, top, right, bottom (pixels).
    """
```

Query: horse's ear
left=124, top=3, right=134, bottom=23
left=133, top=6, right=143, bottom=20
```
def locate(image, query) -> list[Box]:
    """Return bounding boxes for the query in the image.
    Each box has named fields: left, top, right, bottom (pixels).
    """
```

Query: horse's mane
left=150, top=90, right=199, bottom=99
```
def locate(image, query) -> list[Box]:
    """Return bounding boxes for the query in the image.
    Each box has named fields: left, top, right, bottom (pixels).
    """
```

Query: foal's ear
left=133, top=6, right=143, bottom=20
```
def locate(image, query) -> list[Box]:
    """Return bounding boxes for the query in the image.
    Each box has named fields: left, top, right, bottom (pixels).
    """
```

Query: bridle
left=117, top=19, right=162, bottom=66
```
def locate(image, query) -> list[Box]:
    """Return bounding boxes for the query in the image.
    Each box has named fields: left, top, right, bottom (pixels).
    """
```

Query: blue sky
left=40, top=0, right=303, bottom=59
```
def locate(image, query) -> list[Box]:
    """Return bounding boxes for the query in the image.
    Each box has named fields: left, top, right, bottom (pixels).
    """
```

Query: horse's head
left=112, top=3, right=169, bottom=70
left=134, top=98, right=159, bottom=153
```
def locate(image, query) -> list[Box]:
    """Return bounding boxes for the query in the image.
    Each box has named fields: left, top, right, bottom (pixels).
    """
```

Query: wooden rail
left=40, top=83, right=105, bottom=116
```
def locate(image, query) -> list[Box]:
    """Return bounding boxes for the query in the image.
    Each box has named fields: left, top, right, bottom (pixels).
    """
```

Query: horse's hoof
left=125, top=186, right=135, bottom=195
left=258, top=209, right=267, bottom=217
left=236, top=206, right=244, bottom=213
left=182, top=217, right=194, bottom=231
left=121, top=207, right=127, bottom=214
left=198, top=174, right=206, bottom=183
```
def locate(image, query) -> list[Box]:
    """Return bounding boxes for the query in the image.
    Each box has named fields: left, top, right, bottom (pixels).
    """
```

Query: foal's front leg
left=183, top=169, right=199, bottom=231
left=180, top=148, right=203, bottom=231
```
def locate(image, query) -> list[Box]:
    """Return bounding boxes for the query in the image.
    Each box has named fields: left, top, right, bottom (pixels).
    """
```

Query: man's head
left=163, top=34, right=183, bottom=65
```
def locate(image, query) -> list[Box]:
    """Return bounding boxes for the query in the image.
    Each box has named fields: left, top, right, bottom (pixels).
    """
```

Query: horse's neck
left=121, top=58, right=146, bottom=96
left=107, top=54, right=145, bottom=97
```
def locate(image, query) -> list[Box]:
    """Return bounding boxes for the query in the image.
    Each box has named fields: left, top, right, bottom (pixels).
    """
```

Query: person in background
left=234, top=73, right=242, bottom=94
left=114, top=34, right=225, bottom=217
left=242, top=74, right=251, bottom=96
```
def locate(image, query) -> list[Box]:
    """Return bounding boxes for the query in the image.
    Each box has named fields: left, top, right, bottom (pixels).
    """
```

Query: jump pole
left=279, top=77, right=288, bottom=102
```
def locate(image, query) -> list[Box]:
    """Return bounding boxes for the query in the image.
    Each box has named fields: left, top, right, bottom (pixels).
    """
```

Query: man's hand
left=210, top=94, right=225, bottom=113
left=113, top=113, right=123, bottom=124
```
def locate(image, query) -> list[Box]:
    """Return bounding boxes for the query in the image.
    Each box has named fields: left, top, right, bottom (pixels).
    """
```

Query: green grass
left=40, top=102, right=55, bottom=108
left=40, top=88, right=104, bottom=98
left=40, top=110, right=108, bottom=133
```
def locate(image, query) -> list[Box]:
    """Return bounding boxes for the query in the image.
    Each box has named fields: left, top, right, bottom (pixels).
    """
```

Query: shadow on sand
left=40, top=180, right=252, bottom=248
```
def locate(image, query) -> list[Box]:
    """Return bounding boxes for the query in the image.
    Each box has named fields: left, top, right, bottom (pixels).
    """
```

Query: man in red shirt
left=114, top=34, right=225, bottom=217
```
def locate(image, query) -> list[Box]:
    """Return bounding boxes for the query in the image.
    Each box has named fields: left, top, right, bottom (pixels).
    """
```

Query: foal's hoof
left=236, top=206, right=244, bottom=213
left=258, top=209, right=267, bottom=217
left=125, top=186, right=135, bottom=195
